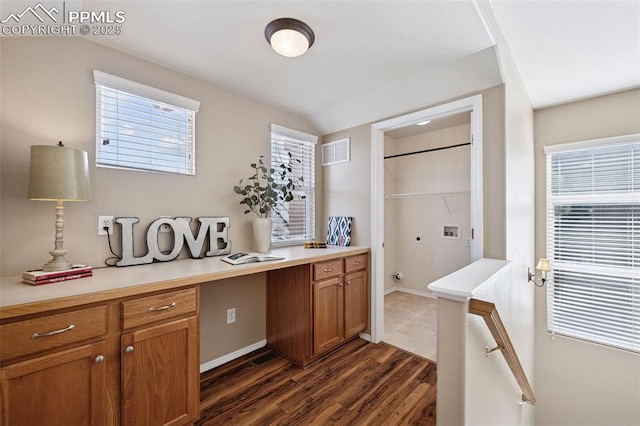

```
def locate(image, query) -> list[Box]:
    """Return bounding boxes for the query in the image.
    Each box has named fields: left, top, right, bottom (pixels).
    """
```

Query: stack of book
left=22, top=265, right=93, bottom=286
left=304, top=241, right=327, bottom=249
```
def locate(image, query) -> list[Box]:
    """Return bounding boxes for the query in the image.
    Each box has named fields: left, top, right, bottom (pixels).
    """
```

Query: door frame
left=369, top=94, right=484, bottom=343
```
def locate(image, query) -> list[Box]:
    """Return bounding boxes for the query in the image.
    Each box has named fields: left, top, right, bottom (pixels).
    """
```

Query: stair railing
left=469, top=298, right=536, bottom=405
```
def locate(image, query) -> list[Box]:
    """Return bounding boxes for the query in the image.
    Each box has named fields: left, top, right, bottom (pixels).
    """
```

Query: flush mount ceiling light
left=265, top=18, right=315, bottom=58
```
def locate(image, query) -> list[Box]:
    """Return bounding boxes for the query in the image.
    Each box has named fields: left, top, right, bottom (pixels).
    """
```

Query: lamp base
left=42, top=248, right=72, bottom=272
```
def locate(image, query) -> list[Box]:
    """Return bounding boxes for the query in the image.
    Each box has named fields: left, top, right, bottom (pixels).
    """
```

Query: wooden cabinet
left=313, top=276, right=344, bottom=354
left=0, top=323, right=106, bottom=426
left=0, top=287, right=199, bottom=426
left=0, top=305, right=107, bottom=363
left=267, top=254, right=368, bottom=367
left=121, top=288, right=199, bottom=426
left=122, top=317, right=199, bottom=426
left=0, top=305, right=107, bottom=426
left=344, top=269, right=367, bottom=339
left=0, top=247, right=368, bottom=424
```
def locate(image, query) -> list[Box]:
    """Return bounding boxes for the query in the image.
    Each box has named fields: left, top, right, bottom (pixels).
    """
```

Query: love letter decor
left=115, top=217, right=231, bottom=267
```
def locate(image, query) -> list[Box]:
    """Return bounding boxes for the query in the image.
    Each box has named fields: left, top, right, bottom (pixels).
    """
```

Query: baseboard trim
left=385, top=286, right=436, bottom=299
left=384, top=286, right=397, bottom=295
left=359, top=333, right=372, bottom=342
left=200, top=339, right=267, bottom=373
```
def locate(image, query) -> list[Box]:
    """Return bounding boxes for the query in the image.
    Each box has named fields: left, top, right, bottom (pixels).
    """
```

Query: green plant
left=233, top=154, right=304, bottom=218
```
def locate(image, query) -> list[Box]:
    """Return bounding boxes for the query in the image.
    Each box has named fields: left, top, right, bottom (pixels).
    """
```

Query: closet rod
left=384, top=142, right=471, bottom=160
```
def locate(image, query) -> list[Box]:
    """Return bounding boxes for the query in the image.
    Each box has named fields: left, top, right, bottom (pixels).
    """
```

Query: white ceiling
left=490, top=0, right=640, bottom=109
left=82, top=0, right=640, bottom=133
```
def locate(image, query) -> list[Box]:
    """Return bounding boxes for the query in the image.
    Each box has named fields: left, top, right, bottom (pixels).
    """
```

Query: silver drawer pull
left=323, top=268, right=334, bottom=273
left=148, top=302, right=176, bottom=312
left=352, top=261, right=362, bottom=266
left=31, top=324, right=75, bottom=339
left=94, top=355, right=105, bottom=364
left=125, top=346, right=134, bottom=354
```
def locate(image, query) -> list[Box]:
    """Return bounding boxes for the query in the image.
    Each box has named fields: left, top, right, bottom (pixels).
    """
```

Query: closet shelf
left=385, top=190, right=470, bottom=214
left=385, top=190, right=470, bottom=199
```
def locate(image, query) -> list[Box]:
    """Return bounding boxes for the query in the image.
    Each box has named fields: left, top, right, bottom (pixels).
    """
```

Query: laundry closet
left=383, top=112, right=472, bottom=296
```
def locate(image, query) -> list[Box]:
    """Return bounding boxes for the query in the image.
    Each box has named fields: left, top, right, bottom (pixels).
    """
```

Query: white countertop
left=0, top=245, right=369, bottom=319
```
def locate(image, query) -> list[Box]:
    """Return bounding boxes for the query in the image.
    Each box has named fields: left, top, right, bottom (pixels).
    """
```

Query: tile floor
left=383, top=291, right=438, bottom=362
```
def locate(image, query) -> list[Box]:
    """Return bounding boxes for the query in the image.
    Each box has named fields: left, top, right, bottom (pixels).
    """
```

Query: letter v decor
left=115, top=216, right=231, bottom=267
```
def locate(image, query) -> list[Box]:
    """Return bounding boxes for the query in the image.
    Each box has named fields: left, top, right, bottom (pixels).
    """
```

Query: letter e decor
left=115, top=217, right=231, bottom=267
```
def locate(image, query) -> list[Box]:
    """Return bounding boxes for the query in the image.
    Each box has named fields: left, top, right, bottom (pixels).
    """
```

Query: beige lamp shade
left=535, top=258, right=551, bottom=272
left=29, top=145, right=91, bottom=201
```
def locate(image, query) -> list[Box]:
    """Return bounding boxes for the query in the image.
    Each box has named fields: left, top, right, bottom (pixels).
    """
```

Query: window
left=94, top=70, right=200, bottom=175
left=270, top=124, right=317, bottom=245
left=545, top=134, right=639, bottom=353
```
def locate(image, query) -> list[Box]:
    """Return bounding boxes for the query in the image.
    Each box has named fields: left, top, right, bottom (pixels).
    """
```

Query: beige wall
left=321, top=124, right=373, bottom=247
left=458, top=47, right=535, bottom=426
left=322, top=84, right=506, bottom=260
left=500, top=23, right=536, bottom=426
left=321, top=84, right=505, bottom=342
left=385, top=124, right=472, bottom=294
left=435, top=2, right=536, bottom=424
left=0, top=37, right=320, bottom=364
left=534, top=88, right=640, bottom=426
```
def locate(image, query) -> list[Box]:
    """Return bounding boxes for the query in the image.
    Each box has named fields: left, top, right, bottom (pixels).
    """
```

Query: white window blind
left=545, top=135, right=639, bottom=353
left=270, top=124, right=317, bottom=245
left=94, top=70, right=200, bottom=175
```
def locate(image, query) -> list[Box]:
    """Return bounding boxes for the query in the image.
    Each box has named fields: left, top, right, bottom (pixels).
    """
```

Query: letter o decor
left=115, top=216, right=231, bottom=267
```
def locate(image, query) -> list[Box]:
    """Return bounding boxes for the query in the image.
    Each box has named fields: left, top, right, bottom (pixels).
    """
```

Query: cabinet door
left=313, top=277, right=344, bottom=355
left=344, top=270, right=367, bottom=338
left=121, top=316, right=199, bottom=426
left=0, top=341, right=106, bottom=426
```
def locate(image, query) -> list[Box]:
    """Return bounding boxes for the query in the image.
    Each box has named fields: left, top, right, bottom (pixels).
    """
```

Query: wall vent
left=322, top=138, right=350, bottom=166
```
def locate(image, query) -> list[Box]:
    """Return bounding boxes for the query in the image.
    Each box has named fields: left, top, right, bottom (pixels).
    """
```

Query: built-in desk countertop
left=0, top=245, right=370, bottom=320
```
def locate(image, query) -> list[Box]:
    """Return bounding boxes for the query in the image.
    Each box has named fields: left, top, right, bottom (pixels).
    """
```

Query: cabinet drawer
left=122, top=288, right=196, bottom=330
left=313, top=260, right=343, bottom=281
left=344, top=254, right=367, bottom=273
left=0, top=305, right=107, bottom=363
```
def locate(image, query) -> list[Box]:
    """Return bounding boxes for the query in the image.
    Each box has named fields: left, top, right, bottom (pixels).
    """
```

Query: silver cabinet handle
left=125, top=346, right=134, bottom=353
left=352, top=261, right=362, bottom=266
left=95, top=355, right=105, bottom=364
left=346, top=281, right=351, bottom=286
left=148, top=302, right=176, bottom=312
left=339, top=283, right=344, bottom=287
left=31, top=324, right=74, bottom=339
left=323, top=268, right=334, bottom=273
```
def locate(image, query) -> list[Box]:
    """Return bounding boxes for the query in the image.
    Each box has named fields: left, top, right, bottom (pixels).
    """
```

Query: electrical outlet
left=226, top=308, right=236, bottom=324
left=98, top=216, right=114, bottom=236
left=159, top=216, right=171, bottom=233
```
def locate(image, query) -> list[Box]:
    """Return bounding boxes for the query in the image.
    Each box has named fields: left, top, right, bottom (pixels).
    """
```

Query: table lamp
left=29, top=142, right=91, bottom=271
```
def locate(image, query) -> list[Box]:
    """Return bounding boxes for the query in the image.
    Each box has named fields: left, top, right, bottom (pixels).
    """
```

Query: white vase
left=253, top=217, right=272, bottom=253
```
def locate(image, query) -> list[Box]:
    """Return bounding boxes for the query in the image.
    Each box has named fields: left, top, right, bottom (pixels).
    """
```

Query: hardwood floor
left=197, top=338, right=436, bottom=425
